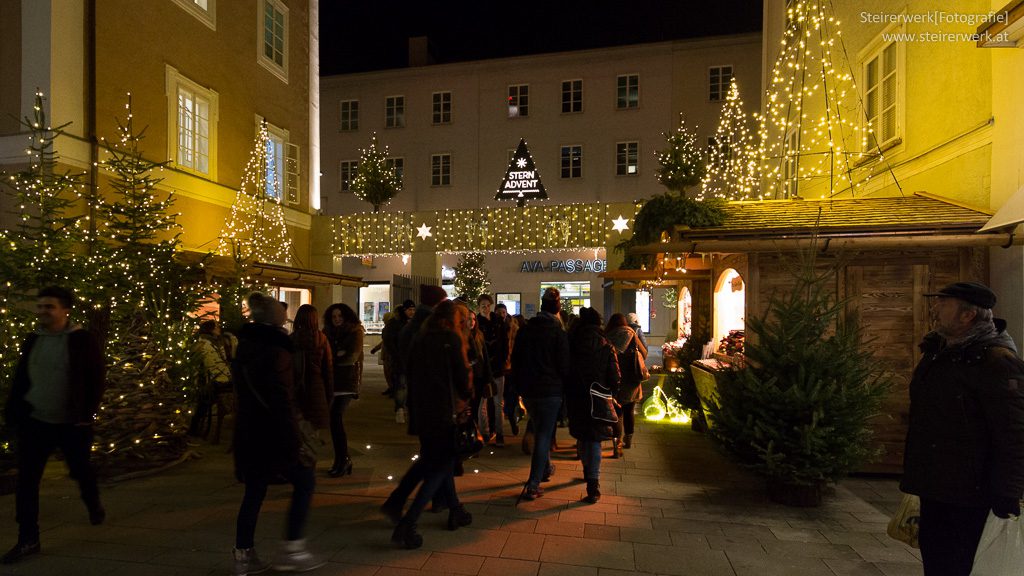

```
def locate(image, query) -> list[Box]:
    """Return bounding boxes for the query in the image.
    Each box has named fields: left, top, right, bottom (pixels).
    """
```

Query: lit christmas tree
left=700, top=79, right=760, bottom=201
left=453, top=252, right=490, bottom=303
left=758, top=0, right=871, bottom=199
left=350, top=133, right=400, bottom=212
left=218, top=122, right=293, bottom=265
left=656, top=116, right=706, bottom=197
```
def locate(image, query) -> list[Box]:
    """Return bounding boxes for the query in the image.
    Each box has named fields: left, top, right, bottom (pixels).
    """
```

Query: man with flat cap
left=901, top=281, right=1024, bottom=575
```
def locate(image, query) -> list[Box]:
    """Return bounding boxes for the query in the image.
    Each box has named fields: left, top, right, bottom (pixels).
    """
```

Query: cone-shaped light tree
left=699, top=79, right=760, bottom=201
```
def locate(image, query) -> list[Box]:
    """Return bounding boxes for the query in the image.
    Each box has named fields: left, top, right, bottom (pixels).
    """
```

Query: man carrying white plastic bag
left=970, top=509, right=1023, bottom=576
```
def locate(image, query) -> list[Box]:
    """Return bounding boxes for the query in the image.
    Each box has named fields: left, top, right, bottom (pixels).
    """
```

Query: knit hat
left=924, top=281, right=996, bottom=309
left=420, top=285, right=448, bottom=307
left=402, top=299, right=415, bottom=310
left=579, top=307, right=602, bottom=327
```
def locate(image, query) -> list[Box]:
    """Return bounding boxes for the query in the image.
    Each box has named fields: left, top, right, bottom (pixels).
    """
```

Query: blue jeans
left=578, top=440, right=602, bottom=481
left=525, top=396, right=561, bottom=488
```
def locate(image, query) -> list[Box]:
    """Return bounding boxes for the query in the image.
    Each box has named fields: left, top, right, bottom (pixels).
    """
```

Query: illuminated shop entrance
left=713, top=268, right=745, bottom=350
left=540, top=281, right=590, bottom=315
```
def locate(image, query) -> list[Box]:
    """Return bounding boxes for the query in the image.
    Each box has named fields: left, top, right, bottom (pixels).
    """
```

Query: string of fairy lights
left=699, top=79, right=760, bottom=201
left=330, top=202, right=640, bottom=257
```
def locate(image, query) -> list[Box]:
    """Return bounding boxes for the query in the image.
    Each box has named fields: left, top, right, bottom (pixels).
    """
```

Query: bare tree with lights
left=656, top=116, right=706, bottom=197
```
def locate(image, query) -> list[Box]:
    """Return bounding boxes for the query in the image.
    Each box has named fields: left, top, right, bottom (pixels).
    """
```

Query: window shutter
left=286, top=142, right=300, bottom=204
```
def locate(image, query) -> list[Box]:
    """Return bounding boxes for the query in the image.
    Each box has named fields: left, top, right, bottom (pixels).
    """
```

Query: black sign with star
left=495, top=138, right=547, bottom=206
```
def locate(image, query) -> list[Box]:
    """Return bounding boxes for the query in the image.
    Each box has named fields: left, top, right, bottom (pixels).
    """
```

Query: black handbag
left=454, top=412, right=484, bottom=457
left=589, top=382, right=619, bottom=423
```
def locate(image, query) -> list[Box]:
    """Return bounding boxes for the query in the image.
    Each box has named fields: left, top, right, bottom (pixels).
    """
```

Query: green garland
left=616, top=194, right=727, bottom=269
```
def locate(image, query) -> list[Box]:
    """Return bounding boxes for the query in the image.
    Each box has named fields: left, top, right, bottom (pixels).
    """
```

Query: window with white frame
left=432, top=92, right=451, bottom=124
left=561, top=79, right=582, bottom=113
left=560, top=145, right=582, bottom=179
left=863, top=40, right=900, bottom=149
left=166, top=66, right=218, bottom=177
left=616, top=142, right=638, bottom=176
left=385, top=96, right=405, bottom=128
left=261, top=121, right=296, bottom=203
left=616, top=74, right=639, bottom=109
left=171, top=0, right=216, bottom=29
left=339, top=100, right=358, bottom=131
left=386, top=157, right=404, bottom=188
left=339, top=160, right=358, bottom=192
left=258, top=0, right=288, bottom=82
left=431, top=153, right=451, bottom=186
left=508, top=84, right=528, bottom=118
left=709, top=65, right=733, bottom=102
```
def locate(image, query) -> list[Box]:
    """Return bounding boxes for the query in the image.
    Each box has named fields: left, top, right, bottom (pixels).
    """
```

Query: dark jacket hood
left=238, top=322, right=294, bottom=354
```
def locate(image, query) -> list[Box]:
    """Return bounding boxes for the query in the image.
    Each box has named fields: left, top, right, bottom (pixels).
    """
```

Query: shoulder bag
left=447, top=342, right=484, bottom=458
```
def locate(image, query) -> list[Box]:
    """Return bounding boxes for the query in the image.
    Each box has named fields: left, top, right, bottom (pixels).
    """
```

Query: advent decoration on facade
left=495, top=138, right=547, bottom=206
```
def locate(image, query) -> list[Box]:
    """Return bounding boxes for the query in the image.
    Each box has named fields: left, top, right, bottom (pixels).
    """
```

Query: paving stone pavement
left=0, top=358, right=922, bottom=575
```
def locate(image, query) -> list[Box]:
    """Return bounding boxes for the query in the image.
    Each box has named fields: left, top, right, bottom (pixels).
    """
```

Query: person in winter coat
left=231, top=293, right=325, bottom=575
left=386, top=300, right=474, bottom=549
left=567, top=307, right=621, bottom=504
left=322, top=303, right=361, bottom=477
left=290, top=303, right=332, bottom=437
left=510, top=287, right=570, bottom=500
left=605, top=313, right=647, bottom=455
left=901, top=282, right=1024, bottom=576
left=626, top=312, right=648, bottom=353
left=467, top=312, right=494, bottom=443
left=188, top=320, right=234, bottom=442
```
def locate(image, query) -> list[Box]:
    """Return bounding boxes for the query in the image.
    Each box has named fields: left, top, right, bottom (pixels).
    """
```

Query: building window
left=385, top=96, right=405, bottom=128
left=616, top=74, right=639, bottom=109
left=339, top=160, right=357, bottom=192
left=339, top=100, right=358, bottom=131
left=508, top=84, right=529, bottom=118
left=616, top=142, right=638, bottom=176
left=863, top=41, right=899, bottom=149
left=560, top=145, right=582, bottom=179
left=709, top=65, right=733, bottom=102
left=432, top=91, right=451, bottom=124
left=258, top=0, right=288, bottom=82
left=561, top=79, right=582, bottom=113
left=259, top=120, right=298, bottom=204
left=496, top=293, right=521, bottom=316
left=171, top=0, right=216, bottom=29
left=166, top=66, right=218, bottom=177
left=540, top=281, right=590, bottom=315
left=431, top=153, right=451, bottom=186
left=386, top=157, right=404, bottom=188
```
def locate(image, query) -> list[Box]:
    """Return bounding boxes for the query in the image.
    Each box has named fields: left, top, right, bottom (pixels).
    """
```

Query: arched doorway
left=713, top=268, right=745, bottom=352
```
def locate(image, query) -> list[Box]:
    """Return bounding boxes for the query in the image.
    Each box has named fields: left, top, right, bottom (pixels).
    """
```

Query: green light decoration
left=643, top=385, right=690, bottom=424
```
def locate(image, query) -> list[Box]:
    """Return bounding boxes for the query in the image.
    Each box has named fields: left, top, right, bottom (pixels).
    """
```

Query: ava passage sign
left=495, top=138, right=547, bottom=206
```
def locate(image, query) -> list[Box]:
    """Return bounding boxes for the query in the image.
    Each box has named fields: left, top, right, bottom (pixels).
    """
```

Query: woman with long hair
left=290, top=304, right=333, bottom=437
left=605, top=313, right=647, bottom=456
left=390, top=300, right=473, bottom=549
left=322, top=303, right=363, bottom=477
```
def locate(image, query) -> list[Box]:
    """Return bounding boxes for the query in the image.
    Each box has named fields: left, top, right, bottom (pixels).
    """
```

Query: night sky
left=319, top=1, right=764, bottom=76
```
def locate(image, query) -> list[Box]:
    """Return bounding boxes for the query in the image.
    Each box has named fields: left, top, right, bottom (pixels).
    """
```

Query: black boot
left=583, top=480, right=601, bottom=504
left=391, top=521, right=423, bottom=549
left=447, top=504, right=473, bottom=530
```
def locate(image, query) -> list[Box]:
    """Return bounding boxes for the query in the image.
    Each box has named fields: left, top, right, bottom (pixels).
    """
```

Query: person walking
left=900, top=281, right=1024, bottom=576
left=322, top=303, right=361, bottom=477
left=510, top=287, right=570, bottom=500
left=606, top=313, right=647, bottom=454
left=566, top=307, right=621, bottom=504
left=231, top=293, right=325, bottom=575
left=2, top=286, right=106, bottom=565
left=388, top=300, right=474, bottom=549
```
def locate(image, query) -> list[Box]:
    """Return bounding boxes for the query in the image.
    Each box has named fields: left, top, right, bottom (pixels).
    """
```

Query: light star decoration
left=416, top=223, right=433, bottom=240
left=516, top=158, right=528, bottom=168
left=612, top=215, right=630, bottom=233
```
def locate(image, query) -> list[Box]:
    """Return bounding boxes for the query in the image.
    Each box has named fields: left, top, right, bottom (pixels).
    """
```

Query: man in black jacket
left=476, top=294, right=510, bottom=446
left=3, top=286, right=106, bottom=564
left=510, top=287, right=570, bottom=500
left=901, top=281, right=1024, bottom=575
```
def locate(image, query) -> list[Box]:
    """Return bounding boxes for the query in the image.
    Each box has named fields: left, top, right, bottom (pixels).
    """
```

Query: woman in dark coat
left=567, top=308, right=621, bottom=503
left=322, top=303, right=362, bottom=477
left=606, top=313, right=648, bottom=454
left=390, top=300, right=474, bottom=549
left=232, top=293, right=324, bottom=574
left=290, top=304, right=332, bottom=432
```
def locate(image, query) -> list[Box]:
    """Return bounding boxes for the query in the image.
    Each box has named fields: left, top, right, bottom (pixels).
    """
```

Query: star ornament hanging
left=416, top=223, right=433, bottom=240
left=612, top=215, right=630, bottom=233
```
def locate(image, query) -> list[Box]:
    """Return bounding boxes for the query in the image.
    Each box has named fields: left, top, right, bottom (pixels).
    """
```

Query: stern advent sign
left=495, top=138, right=547, bottom=206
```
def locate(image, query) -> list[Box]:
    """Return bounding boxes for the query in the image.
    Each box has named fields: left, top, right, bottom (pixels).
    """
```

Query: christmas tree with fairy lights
left=700, top=78, right=760, bottom=201
left=656, top=116, right=706, bottom=197
left=350, top=133, right=401, bottom=212
left=218, top=122, right=294, bottom=266
left=453, top=252, right=490, bottom=303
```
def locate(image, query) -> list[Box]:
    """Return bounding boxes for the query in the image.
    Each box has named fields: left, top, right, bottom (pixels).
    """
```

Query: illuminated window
left=258, top=0, right=288, bottom=82
left=385, top=95, right=405, bottom=128
left=561, top=79, right=582, bottom=113
left=171, top=0, right=216, bottom=29
left=616, top=74, right=639, bottom=109
left=259, top=120, right=297, bottom=203
left=166, top=66, right=218, bottom=177
left=635, top=290, right=651, bottom=334
left=339, top=100, right=358, bottom=131
left=497, top=293, right=521, bottom=316
left=863, top=40, right=900, bottom=149
left=508, top=84, right=528, bottom=117
left=431, top=153, right=451, bottom=186
left=616, top=141, right=638, bottom=175
left=358, top=283, right=391, bottom=334
left=540, top=282, right=590, bottom=315
left=385, top=157, right=404, bottom=188
left=432, top=91, right=451, bottom=124
left=339, top=160, right=357, bottom=192
left=709, top=65, right=733, bottom=102
left=560, top=145, right=582, bottom=179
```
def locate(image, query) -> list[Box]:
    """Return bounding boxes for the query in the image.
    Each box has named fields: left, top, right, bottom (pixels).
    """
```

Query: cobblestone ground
left=0, top=355, right=922, bottom=576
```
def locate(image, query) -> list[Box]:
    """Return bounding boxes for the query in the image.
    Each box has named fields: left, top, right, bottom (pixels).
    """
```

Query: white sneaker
left=395, top=408, right=406, bottom=424
left=273, top=539, right=326, bottom=572
left=233, top=547, right=270, bottom=575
